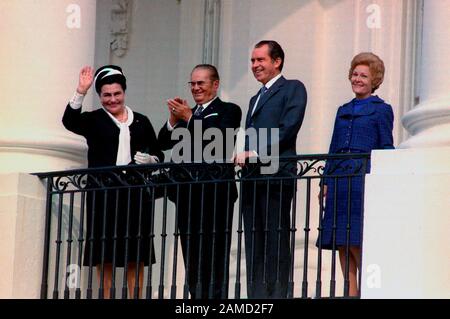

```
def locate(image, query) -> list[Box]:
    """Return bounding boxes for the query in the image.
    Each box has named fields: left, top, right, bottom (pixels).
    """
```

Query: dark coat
left=62, top=105, right=163, bottom=267
left=62, top=105, right=163, bottom=167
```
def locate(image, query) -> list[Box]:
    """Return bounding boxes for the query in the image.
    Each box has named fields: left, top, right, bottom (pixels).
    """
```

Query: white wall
left=362, top=147, right=450, bottom=298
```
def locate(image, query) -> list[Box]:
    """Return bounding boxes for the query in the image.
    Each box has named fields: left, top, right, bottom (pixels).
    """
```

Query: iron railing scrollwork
left=34, top=153, right=369, bottom=299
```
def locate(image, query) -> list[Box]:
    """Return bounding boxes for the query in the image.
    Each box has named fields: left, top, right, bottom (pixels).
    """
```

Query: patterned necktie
left=260, top=85, right=268, bottom=96
left=251, top=86, right=268, bottom=115
left=194, top=104, right=204, bottom=116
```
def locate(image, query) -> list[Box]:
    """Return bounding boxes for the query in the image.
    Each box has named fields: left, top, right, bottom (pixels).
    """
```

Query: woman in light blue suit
left=318, top=52, right=394, bottom=296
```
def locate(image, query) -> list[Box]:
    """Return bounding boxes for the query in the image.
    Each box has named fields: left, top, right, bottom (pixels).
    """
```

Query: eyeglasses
left=188, top=80, right=210, bottom=88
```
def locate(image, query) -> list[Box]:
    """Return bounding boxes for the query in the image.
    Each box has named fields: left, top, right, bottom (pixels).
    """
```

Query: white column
left=0, top=0, right=97, bottom=174
left=0, top=0, right=96, bottom=298
left=361, top=0, right=450, bottom=297
left=0, top=174, right=48, bottom=298
left=400, top=1, right=450, bottom=148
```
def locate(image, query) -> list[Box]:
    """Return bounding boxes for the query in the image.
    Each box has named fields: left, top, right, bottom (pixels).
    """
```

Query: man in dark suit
left=158, top=64, right=242, bottom=299
left=234, top=40, right=307, bottom=298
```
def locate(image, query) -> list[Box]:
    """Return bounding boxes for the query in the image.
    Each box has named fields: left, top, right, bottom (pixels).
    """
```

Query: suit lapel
left=246, top=94, right=258, bottom=127
left=201, top=97, right=220, bottom=118
left=193, top=97, right=221, bottom=120
left=250, top=76, right=286, bottom=119
left=99, top=108, right=120, bottom=133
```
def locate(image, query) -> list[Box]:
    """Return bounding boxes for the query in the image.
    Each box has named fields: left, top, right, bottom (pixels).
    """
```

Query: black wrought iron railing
left=34, top=153, right=369, bottom=299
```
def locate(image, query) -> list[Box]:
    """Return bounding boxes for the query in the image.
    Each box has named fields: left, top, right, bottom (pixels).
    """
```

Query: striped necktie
left=251, top=86, right=268, bottom=115
left=260, top=85, right=268, bottom=96
left=194, top=104, right=204, bottom=116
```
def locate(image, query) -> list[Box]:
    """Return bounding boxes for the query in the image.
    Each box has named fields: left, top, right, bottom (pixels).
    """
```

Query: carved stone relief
left=110, top=0, right=131, bottom=57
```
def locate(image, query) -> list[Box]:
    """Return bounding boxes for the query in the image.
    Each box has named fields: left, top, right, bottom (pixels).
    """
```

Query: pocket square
left=203, top=113, right=219, bottom=119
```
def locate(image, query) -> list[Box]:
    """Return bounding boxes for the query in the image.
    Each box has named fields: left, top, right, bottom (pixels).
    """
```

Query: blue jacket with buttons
left=325, top=95, right=394, bottom=175
left=329, top=95, right=394, bottom=153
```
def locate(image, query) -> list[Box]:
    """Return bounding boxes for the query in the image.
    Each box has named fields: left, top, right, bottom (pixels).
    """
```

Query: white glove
left=134, top=152, right=158, bottom=164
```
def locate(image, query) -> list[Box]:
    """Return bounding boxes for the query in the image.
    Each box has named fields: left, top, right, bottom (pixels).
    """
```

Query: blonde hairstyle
left=348, top=52, right=385, bottom=92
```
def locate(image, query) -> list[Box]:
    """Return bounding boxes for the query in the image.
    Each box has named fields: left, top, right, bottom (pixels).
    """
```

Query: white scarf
left=102, top=106, right=134, bottom=165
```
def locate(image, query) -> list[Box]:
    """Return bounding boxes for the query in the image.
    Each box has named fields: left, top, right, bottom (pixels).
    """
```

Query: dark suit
left=158, top=97, right=242, bottom=299
left=243, top=76, right=307, bottom=298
